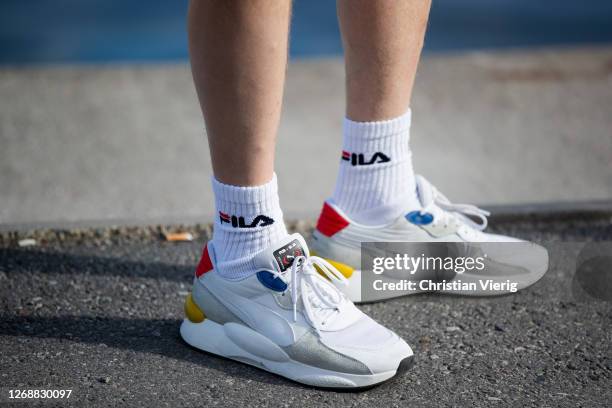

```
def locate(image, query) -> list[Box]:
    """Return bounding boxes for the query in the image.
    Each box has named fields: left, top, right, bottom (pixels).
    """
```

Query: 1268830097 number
left=5, top=389, right=73, bottom=400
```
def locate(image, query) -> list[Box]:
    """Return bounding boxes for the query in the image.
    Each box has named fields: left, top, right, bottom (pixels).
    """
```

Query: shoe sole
left=180, top=318, right=412, bottom=389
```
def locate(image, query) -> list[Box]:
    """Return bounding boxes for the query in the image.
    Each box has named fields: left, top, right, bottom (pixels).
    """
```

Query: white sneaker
left=180, top=233, right=414, bottom=389
left=311, top=175, right=549, bottom=302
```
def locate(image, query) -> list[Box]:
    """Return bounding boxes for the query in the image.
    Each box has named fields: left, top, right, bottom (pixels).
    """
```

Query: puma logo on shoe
left=342, top=151, right=390, bottom=166
left=219, top=212, right=274, bottom=228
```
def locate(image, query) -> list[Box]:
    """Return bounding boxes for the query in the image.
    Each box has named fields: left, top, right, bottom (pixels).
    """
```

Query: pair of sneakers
left=180, top=176, right=548, bottom=389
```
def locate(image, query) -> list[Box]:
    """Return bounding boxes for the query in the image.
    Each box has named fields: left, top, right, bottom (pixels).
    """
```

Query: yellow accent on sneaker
left=310, top=250, right=354, bottom=279
left=184, top=293, right=206, bottom=323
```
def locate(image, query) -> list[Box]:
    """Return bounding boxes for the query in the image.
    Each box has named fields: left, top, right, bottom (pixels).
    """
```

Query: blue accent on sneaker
left=406, top=211, right=434, bottom=225
left=256, top=270, right=288, bottom=292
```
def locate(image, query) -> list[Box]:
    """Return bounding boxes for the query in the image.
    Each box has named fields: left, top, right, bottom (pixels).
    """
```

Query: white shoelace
left=272, top=255, right=348, bottom=327
left=416, top=175, right=490, bottom=231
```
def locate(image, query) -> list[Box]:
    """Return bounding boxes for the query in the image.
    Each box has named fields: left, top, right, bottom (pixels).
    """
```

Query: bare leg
left=337, top=0, right=431, bottom=121
left=188, top=0, right=291, bottom=185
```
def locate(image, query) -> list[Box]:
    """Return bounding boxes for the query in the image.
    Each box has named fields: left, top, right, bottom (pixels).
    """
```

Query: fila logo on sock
left=219, top=211, right=274, bottom=228
left=341, top=150, right=390, bottom=166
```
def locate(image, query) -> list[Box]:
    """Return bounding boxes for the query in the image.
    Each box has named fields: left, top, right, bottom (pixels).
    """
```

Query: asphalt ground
left=0, top=214, right=611, bottom=407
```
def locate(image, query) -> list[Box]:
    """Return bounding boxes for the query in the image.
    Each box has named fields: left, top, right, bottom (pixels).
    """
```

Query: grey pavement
left=1, top=46, right=612, bottom=226
left=1, top=214, right=611, bottom=406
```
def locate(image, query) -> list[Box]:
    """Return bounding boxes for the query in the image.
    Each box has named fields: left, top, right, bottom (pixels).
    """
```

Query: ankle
left=331, top=110, right=419, bottom=226
left=211, top=174, right=288, bottom=279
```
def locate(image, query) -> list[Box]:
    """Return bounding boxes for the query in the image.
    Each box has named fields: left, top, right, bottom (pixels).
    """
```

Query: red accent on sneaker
left=316, top=202, right=349, bottom=237
left=195, top=245, right=213, bottom=277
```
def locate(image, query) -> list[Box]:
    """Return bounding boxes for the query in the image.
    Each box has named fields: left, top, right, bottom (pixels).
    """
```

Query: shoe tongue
left=253, top=233, right=310, bottom=274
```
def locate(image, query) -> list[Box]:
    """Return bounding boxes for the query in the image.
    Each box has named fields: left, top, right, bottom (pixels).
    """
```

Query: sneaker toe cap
left=320, top=316, right=414, bottom=374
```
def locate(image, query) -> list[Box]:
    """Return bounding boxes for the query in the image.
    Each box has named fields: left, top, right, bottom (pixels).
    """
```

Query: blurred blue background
left=1, top=0, right=612, bottom=64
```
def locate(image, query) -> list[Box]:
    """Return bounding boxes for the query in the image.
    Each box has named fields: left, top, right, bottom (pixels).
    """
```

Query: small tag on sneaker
left=273, top=239, right=305, bottom=272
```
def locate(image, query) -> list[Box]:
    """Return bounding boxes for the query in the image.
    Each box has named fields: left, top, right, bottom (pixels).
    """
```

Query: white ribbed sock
left=211, top=173, right=288, bottom=279
left=331, top=109, right=420, bottom=225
